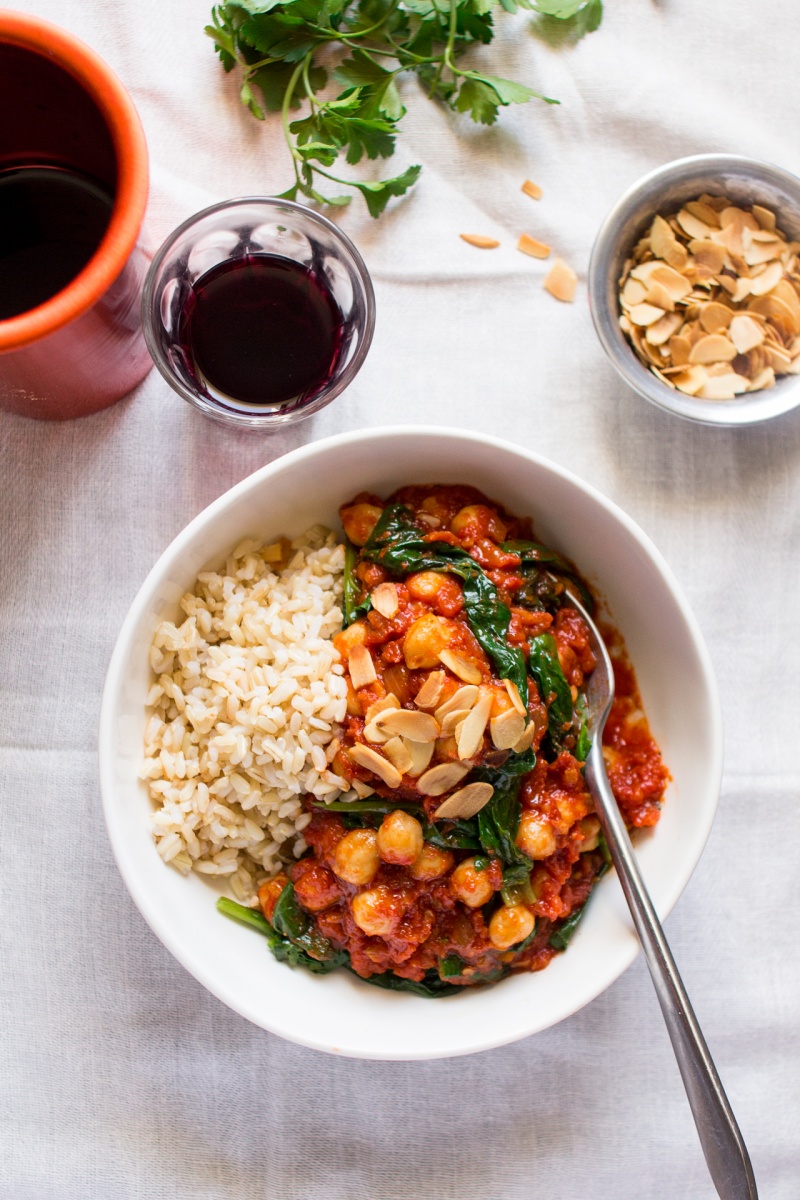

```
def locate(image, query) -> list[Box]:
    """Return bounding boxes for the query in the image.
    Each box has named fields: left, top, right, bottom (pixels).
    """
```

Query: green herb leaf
left=528, top=632, right=574, bottom=753
left=209, top=0, right=599, bottom=215
left=548, top=902, right=585, bottom=951
left=351, top=967, right=462, bottom=997
left=342, top=541, right=372, bottom=625
left=216, top=895, right=348, bottom=973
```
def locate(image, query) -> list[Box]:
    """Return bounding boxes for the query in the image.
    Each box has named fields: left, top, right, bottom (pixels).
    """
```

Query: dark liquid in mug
left=179, top=254, right=344, bottom=408
left=0, top=165, right=114, bottom=320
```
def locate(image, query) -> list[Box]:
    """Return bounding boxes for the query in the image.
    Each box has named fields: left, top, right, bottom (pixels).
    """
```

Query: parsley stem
left=281, top=56, right=308, bottom=189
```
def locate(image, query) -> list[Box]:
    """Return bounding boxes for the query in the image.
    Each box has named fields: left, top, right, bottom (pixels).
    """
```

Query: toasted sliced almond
left=743, top=238, right=781, bottom=267
left=351, top=778, right=375, bottom=799
left=440, top=709, right=472, bottom=738
left=621, top=278, right=648, bottom=306
left=348, top=743, right=402, bottom=789
left=511, top=722, right=536, bottom=754
left=490, top=709, right=527, bottom=750
left=460, top=233, right=499, bottom=249
left=688, top=333, right=737, bottom=364
left=517, top=233, right=551, bottom=259
left=752, top=204, right=777, bottom=232
left=438, top=648, right=482, bottom=685
left=370, top=582, right=399, bottom=619
left=729, top=314, right=765, bottom=354
left=731, top=276, right=753, bottom=304
left=748, top=260, right=783, bottom=296
left=677, top=209, right=715, bottom=240
left=456, top=690, right=493, bottom=760
left=689, top=239, right=726, bottom=275
left=749, top=366, right=776, bottom=390
left=721, top=206, right=759, bottom=233
left=765, top=344, right=792, bottom=371
left=435, top=685, right=479, bottom=721
left=673, top=365, right=708, bottom=395
left=628, top=303, right=666, bottom=327
left=382, top=736, right=414, bottom=775
left=364, top=693, right=400, bottom=725
left=363, top=719, right=389, bottom=745
left=504, top=678, right=527, bottom=716
left=698, top=374, right=749, bottom=400
left=646, top=312, right=682, bottom=346
left=417, top=761, right=471, bottom=796
left=699, top=301, right=734, bottom=332
left=644, top=281, right=676, bottom=312
left=522, top=179, right=542, bottom=200
left=349, top=643, right=378, bottom=690
left=650, top=264, right=692, bottom=301
left=405, top=739, right=434, bottom=778
left=544, top=258, right=577, bottom=303
left=651, top=214, right=688, bottom=269
left=375, top=708, right=440, bottom=743
left=668, top=334, right=692, bottom=365
left=749, top=293, right=800, bottom=335
left=772, top=279, right=800, bottom=322
left=414, top=670, right=446, bottom=710
left=684, top=200, right=721, bottom=229
left=630, top=260, right=668, bottom=284
left=433, top=782, right=494, bottom=821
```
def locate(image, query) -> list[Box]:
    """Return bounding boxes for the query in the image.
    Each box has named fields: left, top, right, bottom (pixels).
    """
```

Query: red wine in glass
left=178, top=253, right=345, bottom=410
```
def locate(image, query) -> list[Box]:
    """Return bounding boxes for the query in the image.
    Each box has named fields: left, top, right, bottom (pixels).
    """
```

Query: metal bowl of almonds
left=588, top=154, right=800, bottom=425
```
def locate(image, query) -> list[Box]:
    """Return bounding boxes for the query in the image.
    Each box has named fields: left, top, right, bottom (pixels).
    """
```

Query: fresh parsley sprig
left=206, top=0, right=602, bottom=216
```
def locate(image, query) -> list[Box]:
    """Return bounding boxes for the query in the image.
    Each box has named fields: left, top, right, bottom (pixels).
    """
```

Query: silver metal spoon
left=566, top=591, right=758, bottom=1200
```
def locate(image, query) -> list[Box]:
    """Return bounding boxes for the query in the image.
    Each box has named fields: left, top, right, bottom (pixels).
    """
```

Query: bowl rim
left=98, top=425, right=723, bottom=1058
left=588, top=152, right=800, bottom=427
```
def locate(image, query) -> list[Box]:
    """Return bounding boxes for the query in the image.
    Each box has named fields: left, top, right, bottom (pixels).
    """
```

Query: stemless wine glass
left=142, top=197, right=375, bottom=430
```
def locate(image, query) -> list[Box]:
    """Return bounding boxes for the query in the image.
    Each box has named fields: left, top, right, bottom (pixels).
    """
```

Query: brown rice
left=139, top=525, right=349, bottom=902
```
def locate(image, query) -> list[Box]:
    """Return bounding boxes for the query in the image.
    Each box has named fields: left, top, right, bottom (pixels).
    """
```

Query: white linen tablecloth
left=2, top=1, right=799, bottom=1196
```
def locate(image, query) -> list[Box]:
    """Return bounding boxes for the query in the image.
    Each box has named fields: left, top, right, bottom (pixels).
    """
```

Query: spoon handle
left=585, top=747, right=758, bottom=1200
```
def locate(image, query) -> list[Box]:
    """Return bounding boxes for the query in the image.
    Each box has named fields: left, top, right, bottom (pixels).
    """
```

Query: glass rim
left=141, top=195, right=376, bottom=429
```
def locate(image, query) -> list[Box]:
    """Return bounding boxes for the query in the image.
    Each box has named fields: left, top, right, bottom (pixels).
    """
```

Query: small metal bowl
left=588, top=154, right=800, bottom=426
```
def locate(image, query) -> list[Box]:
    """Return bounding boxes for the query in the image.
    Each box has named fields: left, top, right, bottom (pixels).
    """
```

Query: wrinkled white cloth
left=2, top=1, right=799, bottom=1196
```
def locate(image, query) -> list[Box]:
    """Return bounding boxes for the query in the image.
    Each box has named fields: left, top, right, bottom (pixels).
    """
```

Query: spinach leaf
left=504, top=539, right=595, bottom=613
left=272, top=882, right=346, bottom=965
left=351, top=967, right=462, bottom=998
left=528, top=632, right=575, bottom=754
left=439, top=952, right=467, bottom=978
left=574, top=692, right=592, bottom=762
left=473, top=764, right=531, bottom=868
left=548, top=903, right=586, bottom=952
left=500, top=861, right=535, bottom=906
left=437, top=954, right=508, bottom=985
left=362, top=504, right=529, bottom=706
left=216, top=895, right=348, bottom=974
left=342, top=540, right=371, bottom=626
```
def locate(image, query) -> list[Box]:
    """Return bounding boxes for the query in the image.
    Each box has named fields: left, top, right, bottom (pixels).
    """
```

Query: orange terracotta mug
left=0, top=11, right=150, bottom=420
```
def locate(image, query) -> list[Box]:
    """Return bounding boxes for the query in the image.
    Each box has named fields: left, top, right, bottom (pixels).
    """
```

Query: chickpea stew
left=219, top=486, right=668, bottom=996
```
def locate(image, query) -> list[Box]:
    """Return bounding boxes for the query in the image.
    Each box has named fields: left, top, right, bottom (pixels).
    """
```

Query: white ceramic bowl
left=99, top=427, right=722, bottom=1060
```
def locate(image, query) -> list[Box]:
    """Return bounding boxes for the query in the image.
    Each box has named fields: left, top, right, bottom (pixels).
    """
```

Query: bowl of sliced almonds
left=588, top=154, right=800, bottom=425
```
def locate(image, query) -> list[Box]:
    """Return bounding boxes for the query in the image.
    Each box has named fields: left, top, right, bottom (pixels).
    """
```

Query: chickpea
left=578, top=816, right=601, bottom=853
left=516, top=811, right=557, bottom=861
left=377, top=810, right=424, bottom=866
left=450, top=857, right=495, bottom=908
left=333, top=829, right=380, bottom=885
left=341, top=503, right=384, bottom=547
left=257, top=873, right=289, bottom=922
left=292, top=862, right=341, bottom=912
left=408, top=843, right=454, bottom=881
left=333, top=618, right=367, bottom=657
left=406, top=571, right=445, bottom=602
left=403, top=612, right=449, bottom=670
left=489, top=904, right=535, bottom=951
left=351, top=885, right=401, bottom=937
left=450, top=504, right=509, bottom=543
